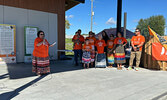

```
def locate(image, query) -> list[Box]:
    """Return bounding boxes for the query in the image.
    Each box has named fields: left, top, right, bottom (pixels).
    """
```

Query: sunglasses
left=135, top=31, right=139, bottom=32
left=40, top=34, right=44, bottom=35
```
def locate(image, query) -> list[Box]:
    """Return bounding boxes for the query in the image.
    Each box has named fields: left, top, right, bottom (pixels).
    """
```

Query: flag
left=148, top=26, right=167, bottom=50
left=152, top=42, right=167, bottom=61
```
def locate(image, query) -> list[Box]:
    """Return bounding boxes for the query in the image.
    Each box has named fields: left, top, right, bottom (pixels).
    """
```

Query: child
left=73, top=32, right=80, bottom=48
left=95, top=34, right=107, bottom=68
left=86, top=31, right=96, bottom=67
left=82, top=39, right=92, bottom=69
left=107, top=34, right=115, bottom=68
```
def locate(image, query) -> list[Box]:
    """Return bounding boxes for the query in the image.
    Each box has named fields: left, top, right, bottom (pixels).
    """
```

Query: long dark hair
left=102, top=31, right=109, bottom=43
left=110, top=34, right=114, bottom=38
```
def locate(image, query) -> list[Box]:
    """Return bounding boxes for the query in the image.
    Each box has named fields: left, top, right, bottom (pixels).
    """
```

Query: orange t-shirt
left=95, top=40, right=106, bottom=54
left=86, top=37, right=96, bottom=46
left=80, top=35, right=85, bottom=40
left=107, top=40, right=114, bottom=49
left=33, top=38, right=49, bottom=57
left=72, top=35, right=85, bottom=50
left=83, top=44, right=92, bottom=52
left=131, top=35, right=145, bottom=51
left=86, top=37, right=96, bottom=50
left=114, top=37, right=127, bottom=45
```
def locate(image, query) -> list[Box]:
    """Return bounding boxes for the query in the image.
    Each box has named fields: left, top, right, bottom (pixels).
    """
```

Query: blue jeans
left=74, top=50, right=82, bottom=64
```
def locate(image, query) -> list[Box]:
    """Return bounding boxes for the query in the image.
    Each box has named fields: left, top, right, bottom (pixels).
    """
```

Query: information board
left=24, top=26, right=38, bottom=62
left=0, top=24, right=16, bottom=63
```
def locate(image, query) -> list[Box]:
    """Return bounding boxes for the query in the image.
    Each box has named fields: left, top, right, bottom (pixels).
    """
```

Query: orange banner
left=152, top=42, right=167, bottom=61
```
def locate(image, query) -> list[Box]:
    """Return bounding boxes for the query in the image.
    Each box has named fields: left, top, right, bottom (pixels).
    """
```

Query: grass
left=65, top=38, right=74, bottom=55
left=65, top=38, right=131, bottom=56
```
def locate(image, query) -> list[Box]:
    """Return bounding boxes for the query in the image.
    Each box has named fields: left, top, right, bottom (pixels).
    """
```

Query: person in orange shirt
left=107, top=34, right=115, bottom=68
left=32, top=31, right=54, bottom=75
left=82, top=39, right=92, bottom=69
left=86, top=31, right=96, bottom=67
left=78, top=29, right=84, bottom=40
left=127, top=28, right=145, bottom=71
left=114, top=32, right=127, bottom=70
left=72, top=30, right=84, bottom=66
left=95, top=34, right=107, bottom=68
left=73, top=32, right=80, bottom=48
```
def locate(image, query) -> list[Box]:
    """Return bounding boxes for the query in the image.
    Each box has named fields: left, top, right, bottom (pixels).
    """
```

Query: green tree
left=137, top=15, right=165, bottom=36
left=65, top=19, right=70, bottom=29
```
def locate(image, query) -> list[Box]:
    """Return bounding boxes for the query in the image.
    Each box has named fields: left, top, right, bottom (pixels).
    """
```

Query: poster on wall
left=24, top=26, right=38, bottom=62
left=0, top=24, right=16, bottom=64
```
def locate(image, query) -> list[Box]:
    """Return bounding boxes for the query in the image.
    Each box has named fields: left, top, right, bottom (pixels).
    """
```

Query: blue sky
left=66, top=0, right=167, bottom=35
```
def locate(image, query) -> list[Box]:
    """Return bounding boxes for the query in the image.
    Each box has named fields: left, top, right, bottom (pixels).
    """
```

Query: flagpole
left=91, top=0, right=94, bottom=31
left=165, top=25, right=167, bottom=35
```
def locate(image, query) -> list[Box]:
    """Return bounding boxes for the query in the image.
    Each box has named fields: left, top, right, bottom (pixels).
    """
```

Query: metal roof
left=73, top=0, right=85, bottom=3
left=97, top=28, right=135, bottom=39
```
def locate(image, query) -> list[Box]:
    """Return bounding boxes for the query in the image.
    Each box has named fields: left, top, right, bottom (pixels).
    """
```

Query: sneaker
left=127, top=66, right=132, bottom=70
left=135, top=67, right=139, bottom=71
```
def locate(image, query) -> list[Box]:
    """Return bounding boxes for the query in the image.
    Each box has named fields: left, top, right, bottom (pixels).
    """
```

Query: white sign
left=0, top=25, right=15, bottom=55
left=25, top=27, right=38, bottom=55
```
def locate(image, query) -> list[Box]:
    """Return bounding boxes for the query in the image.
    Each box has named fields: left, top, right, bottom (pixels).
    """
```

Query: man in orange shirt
left=128, top=28, right=145, bottom=71
left=72, top=30, right=84, bottom=66
left=78, top=29, right=85, bottom=41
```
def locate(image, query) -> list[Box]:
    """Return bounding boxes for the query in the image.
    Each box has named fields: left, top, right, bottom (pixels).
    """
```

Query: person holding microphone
left=32, top=30, right=55, bottom=75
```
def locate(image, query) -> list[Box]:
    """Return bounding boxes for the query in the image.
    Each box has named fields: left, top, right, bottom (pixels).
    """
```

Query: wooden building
left=142, top=36, right=167, bottom=71
left=0, top=0, right=84, bottom=63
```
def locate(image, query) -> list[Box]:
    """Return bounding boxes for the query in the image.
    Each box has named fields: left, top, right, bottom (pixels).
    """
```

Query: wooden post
left=152, top=37, right=157, bottom=69
left=158, top=61, right=162, bottom=70
left=123, top=12, right=127, bottom=38
left=147, top=36, right=152, bottom=69
left=116, top=0, right=122, bottom=34
left=162, top=61, right=166, bottom=71
left=144, top=37, right=148, bottom=68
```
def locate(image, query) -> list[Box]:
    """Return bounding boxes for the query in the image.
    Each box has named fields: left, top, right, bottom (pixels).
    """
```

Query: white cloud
left=106, top=17, right=116, bottom=25
left=66, top=15, right=74, bottom=19
left=65, top=16, right=68, bottom=19
left=69, top=15, right=74, bottom=18
left=131, top=27, right=136, bottom=32
left=133, top=19, right=139, bottom=23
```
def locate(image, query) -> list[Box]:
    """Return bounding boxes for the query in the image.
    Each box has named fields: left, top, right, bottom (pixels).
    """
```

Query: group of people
left=72, top=28, right=145, bottom=71
left=31, top=28, right=145, bottom=75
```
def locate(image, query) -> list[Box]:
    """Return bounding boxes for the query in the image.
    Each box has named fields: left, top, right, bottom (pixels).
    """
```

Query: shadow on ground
left=0, top=59, right=83, bottom=100
left=4, top=60, right=83, bottom=79
left=0, top=75, right=47, bottom=100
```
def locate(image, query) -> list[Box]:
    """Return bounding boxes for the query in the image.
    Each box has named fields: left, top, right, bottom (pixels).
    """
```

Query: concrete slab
left=0, top=60, right=167, bottom=100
